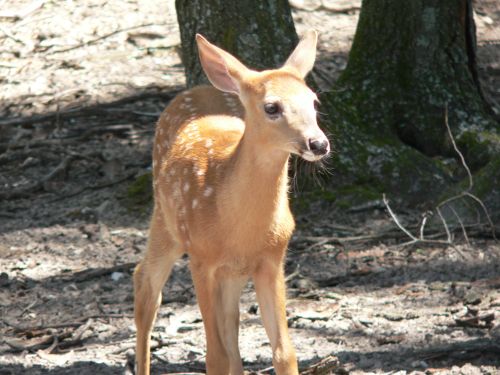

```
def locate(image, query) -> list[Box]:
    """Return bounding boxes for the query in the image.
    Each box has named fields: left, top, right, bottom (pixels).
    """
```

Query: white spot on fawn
left=192, top=199, right=198, bottom=209
left=204, top=186, right=214, bottom=197
left=183, top=182, right=190, bottom=193
left=205, top=139, right=213, bottom=148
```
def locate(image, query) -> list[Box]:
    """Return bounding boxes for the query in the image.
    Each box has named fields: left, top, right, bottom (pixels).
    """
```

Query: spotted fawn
left=134, top=30, right=330, bottom=375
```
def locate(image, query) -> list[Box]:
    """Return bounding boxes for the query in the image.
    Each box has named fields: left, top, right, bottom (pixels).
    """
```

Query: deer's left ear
left=283, top=30, right=318, bottom=78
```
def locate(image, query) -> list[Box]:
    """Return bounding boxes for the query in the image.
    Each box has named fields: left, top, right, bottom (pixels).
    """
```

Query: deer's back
left=151, top=86, right=245, bottom=253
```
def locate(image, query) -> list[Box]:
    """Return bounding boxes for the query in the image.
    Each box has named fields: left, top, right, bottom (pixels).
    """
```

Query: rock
left=111, top=271, right=124, bottom=281
left=289, top=0, right=321, bottom=11
left=459, top=363, right=482, bottom=375
left=464, top=290, right=482, bottom=305
left=411, top=360, right=428, bottom=369
left=382, top=312, right=405, bottom=321
left=177, top=325, right=197, bottom=333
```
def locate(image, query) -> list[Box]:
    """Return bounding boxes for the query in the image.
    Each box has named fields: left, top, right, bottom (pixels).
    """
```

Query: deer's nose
left=308, top=138, right=329, bottom=156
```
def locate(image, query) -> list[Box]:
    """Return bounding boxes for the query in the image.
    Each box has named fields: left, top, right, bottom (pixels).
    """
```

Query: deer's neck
left=219, top=119, right=291, bottom=236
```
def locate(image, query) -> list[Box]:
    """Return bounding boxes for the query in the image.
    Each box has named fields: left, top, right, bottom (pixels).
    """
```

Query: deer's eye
left=264, top=102, right=282, bottom=118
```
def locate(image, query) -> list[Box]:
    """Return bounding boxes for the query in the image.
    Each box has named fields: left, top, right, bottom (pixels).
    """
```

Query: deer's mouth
left=300, top=150, right=327, bottom=162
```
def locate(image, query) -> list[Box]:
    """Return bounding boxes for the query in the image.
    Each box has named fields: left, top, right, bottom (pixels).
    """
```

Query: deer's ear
left=283, top=30, right=318, bottom=78
left=196, top=34, right=249, bottom=94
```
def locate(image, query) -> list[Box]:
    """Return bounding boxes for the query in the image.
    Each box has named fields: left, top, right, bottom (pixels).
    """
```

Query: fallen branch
left=299, top=355, right=342, bottom=375
left=46, top=22, right=163, bottom=54
left=48, top=170, right=138, bottom=203
left=0, top=25, right=27, bottom=45
left=0, top=89, right=180, bottom=128
left=0, top=155, right=77, bottom=199
left=0, top=0, right=45, bottom=21
left=420, top=337, right=500, bottom=361
left=49, top=262, right=136, bottom=283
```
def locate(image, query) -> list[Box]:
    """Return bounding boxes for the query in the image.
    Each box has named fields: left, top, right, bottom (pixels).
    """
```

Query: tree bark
left=175, top=0, right=298, bottom=87
left=323, top=0, right=499, bottom=218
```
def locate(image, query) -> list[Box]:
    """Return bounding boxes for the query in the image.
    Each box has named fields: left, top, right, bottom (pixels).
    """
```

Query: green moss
left=470, top=156, right=500, bottom=199
left=457, top=130, right=500, bottom=172
left=335, top=185, right=382, bottom=209
left=125, top=172, right=153, bottom=211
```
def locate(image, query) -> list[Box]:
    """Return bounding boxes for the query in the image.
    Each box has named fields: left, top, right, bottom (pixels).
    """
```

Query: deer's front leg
left=253, top=258, right=298, bottom=375
left=191, top=262, right=247, bottom=375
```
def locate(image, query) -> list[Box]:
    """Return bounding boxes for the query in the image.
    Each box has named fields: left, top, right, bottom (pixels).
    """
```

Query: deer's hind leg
left=134, top=208, right=183, bottom=375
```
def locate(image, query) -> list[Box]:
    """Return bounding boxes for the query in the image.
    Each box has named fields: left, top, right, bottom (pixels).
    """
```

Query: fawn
left=134, top=30, right=330, bottom=375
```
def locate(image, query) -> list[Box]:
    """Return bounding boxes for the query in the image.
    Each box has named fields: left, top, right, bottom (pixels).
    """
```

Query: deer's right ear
left=196, top=34, right=248, bottom=95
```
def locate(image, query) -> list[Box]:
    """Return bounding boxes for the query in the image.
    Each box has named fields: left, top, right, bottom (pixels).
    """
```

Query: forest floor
left=1, top=0, right=500, bottom=374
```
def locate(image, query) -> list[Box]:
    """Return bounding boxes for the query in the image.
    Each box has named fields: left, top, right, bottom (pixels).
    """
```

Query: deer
left=133, top=30, right=330, bottom=375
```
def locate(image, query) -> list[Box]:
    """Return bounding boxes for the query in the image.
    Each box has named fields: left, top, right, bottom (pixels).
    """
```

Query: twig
left=449, top=205, right=470, bottom=246
left=437, top=106, right=496, bottom=239
left=299, top=355, right=341, bottom=375
left=46, top=22, right=162, bottom=54
left=384, top=105, right=497, bottom=246
left=49, top=262, right=136, bottom=283
left=48, top=170, right=138, bottom=203
left=419, top=212, right=430, bottom=240
left=0, top=0, right=45, bottom=20
left=436, top=206, right=452, bottom=243
left=0, top=155, right=76, bottom=199
left=444, top=106, right=473, bottom=190
left=464, top=192, right=496, bottom=240
left=0, top=25, right=27, bottom=45
left=382, top=195, right=451, bottom=247
left=382, top=194, right=418, bottom=241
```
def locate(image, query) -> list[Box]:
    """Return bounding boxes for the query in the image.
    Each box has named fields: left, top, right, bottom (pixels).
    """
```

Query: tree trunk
left=175, top=0, right=298, bottom=87
left=323, top=0, right=499, bottom=221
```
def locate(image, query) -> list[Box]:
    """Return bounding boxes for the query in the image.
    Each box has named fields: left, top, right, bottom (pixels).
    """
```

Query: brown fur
left=134, top=31, right=327, bottom=375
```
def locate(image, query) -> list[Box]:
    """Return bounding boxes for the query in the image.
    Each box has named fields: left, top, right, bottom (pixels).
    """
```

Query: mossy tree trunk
left=323, top=0, right=499, bottom=221
left=175, top=0, right=298, bottom=87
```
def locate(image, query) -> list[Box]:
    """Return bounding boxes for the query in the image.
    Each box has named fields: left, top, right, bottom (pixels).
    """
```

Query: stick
left=49, top=262, right=137, bottom=283
left=0, top=89, right=180, bottom=128
left=444, top=106, right=473, bottom=190
left=0, top=0, right=45, bottom=20
left=48, top=170, right=138, bottom=203
left=0, top=25, right=27, bottom=45
left=0, top=155, right=76, bottom=199
left=439, top=105, right=496, bottom=239
left=449, top=205, right=470, bottom=246
left=46, top=23, right=162, bottom=54
left=382, top=194, right=418, bottom=241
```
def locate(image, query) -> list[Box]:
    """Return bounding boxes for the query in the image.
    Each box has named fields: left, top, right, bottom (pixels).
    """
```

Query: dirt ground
left=1, top=0, right=500, bottom=374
